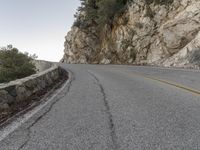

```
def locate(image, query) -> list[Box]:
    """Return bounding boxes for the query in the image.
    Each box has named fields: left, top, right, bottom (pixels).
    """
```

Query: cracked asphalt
left=0, top=64, right=200, bottom=150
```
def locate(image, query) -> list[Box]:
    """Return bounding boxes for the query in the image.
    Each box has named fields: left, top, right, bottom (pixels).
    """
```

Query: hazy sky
left=0, top=0, right=80, bottom=61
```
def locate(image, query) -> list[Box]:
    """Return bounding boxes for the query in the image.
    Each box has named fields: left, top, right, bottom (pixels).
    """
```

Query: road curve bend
left=0, top=64, right=200, bottom=150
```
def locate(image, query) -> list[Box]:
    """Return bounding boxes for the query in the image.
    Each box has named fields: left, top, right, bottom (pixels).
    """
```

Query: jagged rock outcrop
left=61, top=0, right=200, bottom=68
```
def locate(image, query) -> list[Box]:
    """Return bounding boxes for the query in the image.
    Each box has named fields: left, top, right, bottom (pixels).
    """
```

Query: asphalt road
left=0, top=64, right=200, bottom=150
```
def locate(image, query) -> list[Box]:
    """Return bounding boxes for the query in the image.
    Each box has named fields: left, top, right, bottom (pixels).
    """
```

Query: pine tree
left=0, top=45, right=37, bottom=83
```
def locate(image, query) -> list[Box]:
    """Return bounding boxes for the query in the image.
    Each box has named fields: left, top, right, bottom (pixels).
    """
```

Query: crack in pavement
left=88, top=71, right=119, bottom=150
left=17, top=71, right=75, bottom=150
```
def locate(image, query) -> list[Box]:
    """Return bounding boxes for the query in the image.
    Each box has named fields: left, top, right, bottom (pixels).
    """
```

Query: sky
left=0, top=0, right=80, bottom=62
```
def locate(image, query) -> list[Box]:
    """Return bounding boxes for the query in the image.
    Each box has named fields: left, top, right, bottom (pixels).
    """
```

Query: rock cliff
left=61, top=0, right=200, bottom=68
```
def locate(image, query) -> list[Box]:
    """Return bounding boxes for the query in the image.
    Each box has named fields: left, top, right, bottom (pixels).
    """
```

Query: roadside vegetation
left=74, top=0, right=174, bottom=30
left=145, top=0, right=174, bottom=5
left=74, top=0, right=128, bottom=30
left=0, top=45, right=37, bottom=83
left=189, top=48, right=200, bottom=66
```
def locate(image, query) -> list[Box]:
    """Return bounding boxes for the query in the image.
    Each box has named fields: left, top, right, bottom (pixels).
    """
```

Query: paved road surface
left=0, top=64, right=200, bottom=150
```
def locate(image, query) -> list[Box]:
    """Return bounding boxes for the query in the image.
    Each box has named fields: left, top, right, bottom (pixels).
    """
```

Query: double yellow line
left=111, top=68, right=200, bottom=96
left=132, top=72, right=200, bottom=96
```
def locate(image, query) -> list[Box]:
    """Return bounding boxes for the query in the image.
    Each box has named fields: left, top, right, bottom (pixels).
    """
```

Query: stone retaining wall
left=0, top=65, right=64, bottom=110
left=32, top=60, right=54, bottom=72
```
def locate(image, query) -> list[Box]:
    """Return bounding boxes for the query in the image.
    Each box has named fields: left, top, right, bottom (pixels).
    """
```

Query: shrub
left=96, top=0, right=127, bottom=26
left=189, top=48, right=200, bottom=66
left=76, top=0, right=129, bottom=31
left=145, top=0, right=174, bottom=5
left=0, top=45, right=37, bottom=83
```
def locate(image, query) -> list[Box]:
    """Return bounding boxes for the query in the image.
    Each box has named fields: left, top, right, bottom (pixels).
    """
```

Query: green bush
left=76, top=0, right=128, bottom=30
left=75, top=0, right=174, bottom=30
left=0, top=45, right=37, bottom=83
left=96, top=0, right=127, bottom=26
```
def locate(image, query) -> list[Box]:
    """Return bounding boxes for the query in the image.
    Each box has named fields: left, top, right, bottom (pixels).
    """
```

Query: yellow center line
left=110, top=68, right=200, bottom=96
left=133, top=72, right=200, bottom=96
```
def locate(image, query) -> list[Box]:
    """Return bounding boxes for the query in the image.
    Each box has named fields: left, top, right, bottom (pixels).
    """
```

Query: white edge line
left=0, top=69, right=72, bottom=142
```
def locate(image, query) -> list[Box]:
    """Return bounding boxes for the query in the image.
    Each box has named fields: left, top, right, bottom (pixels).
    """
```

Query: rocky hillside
left=61, top=0, right=200, bottom=68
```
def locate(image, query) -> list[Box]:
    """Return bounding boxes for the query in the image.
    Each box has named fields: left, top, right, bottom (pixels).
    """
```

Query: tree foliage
left=0, top=45, right=37, bottom=83
left=74, top=0, right=129, bottom=29
left=74, top=0, right=174, bottom=29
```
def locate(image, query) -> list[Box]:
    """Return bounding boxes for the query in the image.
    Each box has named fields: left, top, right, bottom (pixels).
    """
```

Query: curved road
left=0, top=64, right=200, bottom=150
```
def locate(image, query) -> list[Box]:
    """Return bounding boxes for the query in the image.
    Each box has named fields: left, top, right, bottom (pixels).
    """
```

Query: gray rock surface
left=61, top=0, right=200, bottom=68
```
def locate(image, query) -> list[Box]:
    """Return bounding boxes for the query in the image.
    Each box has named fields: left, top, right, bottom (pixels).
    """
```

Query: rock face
left=61, top=0, right=200, bottom=67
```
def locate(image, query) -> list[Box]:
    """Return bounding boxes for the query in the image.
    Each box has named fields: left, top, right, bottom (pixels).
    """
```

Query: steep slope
left=61, top=0, right=200, bottom=68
